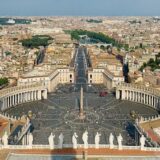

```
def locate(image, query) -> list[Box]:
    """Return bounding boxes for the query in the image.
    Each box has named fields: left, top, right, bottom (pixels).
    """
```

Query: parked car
left=99, top=91, right=108, bottom=97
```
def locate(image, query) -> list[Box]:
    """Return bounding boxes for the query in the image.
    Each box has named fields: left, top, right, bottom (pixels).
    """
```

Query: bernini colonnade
left=1, top=82, right=160, bottom=113
left=116, top=83, right=160, bottom=110
left=0, top=83, right=47, bottom=111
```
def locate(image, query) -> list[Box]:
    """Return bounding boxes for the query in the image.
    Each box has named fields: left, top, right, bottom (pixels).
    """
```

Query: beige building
left=88, top=68, right=124, bottom=90
left=87, top=47, right=124, bottom=89
left=18, top=64, right=75, bottom=92
left=124, top=51, right=157, bottom=73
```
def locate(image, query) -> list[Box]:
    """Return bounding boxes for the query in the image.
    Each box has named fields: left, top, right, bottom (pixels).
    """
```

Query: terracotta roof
left=147, top=129, right=160, bottom=143
left=0, top=118, right=9, bottom=137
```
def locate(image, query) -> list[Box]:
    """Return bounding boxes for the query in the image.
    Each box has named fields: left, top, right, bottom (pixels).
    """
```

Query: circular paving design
left=64, top=109, right=100, bottom=129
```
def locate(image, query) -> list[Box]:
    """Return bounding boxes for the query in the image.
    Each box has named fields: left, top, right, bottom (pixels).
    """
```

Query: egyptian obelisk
left=79, top=86, right=85, bottom=119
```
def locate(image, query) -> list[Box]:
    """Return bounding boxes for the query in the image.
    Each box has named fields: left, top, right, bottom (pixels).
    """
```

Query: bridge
left=79, top=35, right=112, bottom=48
left=80, top=43, right=112, bottom=48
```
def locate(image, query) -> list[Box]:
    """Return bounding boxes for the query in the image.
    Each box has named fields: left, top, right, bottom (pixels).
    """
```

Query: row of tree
left=86, top=19, right=102, bottom=23
left=140, top=54, right=160, bottom=71
left=20, top=35, right=53, bottom=48
left=66, top=29, right=126, bottom=49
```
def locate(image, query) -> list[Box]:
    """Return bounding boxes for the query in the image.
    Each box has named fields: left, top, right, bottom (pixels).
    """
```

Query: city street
left=74, top=46, right=88, bottom=91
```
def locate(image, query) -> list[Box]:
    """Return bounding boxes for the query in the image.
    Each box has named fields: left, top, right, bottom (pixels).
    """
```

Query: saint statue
left=28, top=133, right=33, bottom=148
left=117, top=133, right=123, bottom=150
left=140, top=134, right=146, bottom=150
left=58, top=133, right=64, bottom=149
left=48, top=132, right=55, bottom=149
left=72, top=132, right=78, bottom=149
left=109, top=133, right=114, bottom=149
left=82, top=130, right=88, bottom=149
left=2, top=132, right=8, bottom=147
left=95, top=132, right=101, bottom=149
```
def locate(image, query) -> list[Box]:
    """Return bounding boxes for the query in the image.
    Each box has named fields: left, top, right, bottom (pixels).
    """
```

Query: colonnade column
left=34, top=91, right=37, bottom=100
left=146, top=95, right=149, bottom=105
left=31, top=91, right=33, bottom=101
left=133, top=91, right=135, bottom=101
left=152, top=96, right=154, bottom=107
left=150, top=96, right=152, bottom=106
left=38, top=90, right=42, bottom=100
left=151, top=96, right=153, bottom=106
left=135, top=92, right=137, bottom=102
left=17, top=93, right=20, bottom=104
left=12, top=95, right=15, bottom=106
left=25, top=92, right=28, bottom=102
left=8, top=96, right=10, bottom=107
left=28, top=92, right=31, bottom=101
left=138, top=92, right=140, bottom=102
left=21, top=93, right=24, bottom=103
left=5, top=98, right=7, bottom=109
left=7, top=97, right=9, bottom=108
left=9, top=96, right=11, bottom=107
left=20, top=93, right=23, bottom=103
left=143, top=94, right=146, bottom=104
left=149, top=95, right=152, bottom=106
left=158, top=99, right=160, bottom=110
left=1, top=98, right=6, bottom=110
left=130, top=91, right=132, bottom=100
left=43, top=90, right=48, bottom=99
left=15, top=94, right=17, bottom=105
left=140, top=93, right=142, bottom=103
left=26, top=92, right=29, bottom=101
left=8, top=96, right=10, bottom=108
left=127, top=90, right=129, bottom=100
left=128, top=91, right=130, bottom=100
left=125, top=90, right=127, bottom=100
left=2, top=98, right=4, bottom=110
left=116, top=90, right=120, bottom=99
left=154, top=97, right=158, bottom=108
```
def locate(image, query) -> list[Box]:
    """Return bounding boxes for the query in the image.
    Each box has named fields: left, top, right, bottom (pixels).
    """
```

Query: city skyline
left=0, top=0, right=160, bottom=16
left=0, top=4, right=160, bottom=158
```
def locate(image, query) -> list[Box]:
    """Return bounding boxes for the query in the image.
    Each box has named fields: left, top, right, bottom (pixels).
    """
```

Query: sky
left=0, top=0, right=160, bottom=16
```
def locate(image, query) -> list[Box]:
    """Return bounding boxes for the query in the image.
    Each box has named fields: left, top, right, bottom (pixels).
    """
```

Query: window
left=70, top=74, right=72, bottom=78
left=90, top=74, right=92, bottom=78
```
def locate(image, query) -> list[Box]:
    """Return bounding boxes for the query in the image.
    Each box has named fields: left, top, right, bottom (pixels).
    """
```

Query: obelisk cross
left=80, top=86, right=83, bottom=112
left=79, top=86, right=85, bottom=119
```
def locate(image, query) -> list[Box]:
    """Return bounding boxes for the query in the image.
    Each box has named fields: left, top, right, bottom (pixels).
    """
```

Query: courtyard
left=5, top=84, right=158, bottom=146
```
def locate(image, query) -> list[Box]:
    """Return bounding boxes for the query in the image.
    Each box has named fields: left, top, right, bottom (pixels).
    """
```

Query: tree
left=140, top=43, right=143, bottom=48
left=0, top=77, right=8, bottom=86
left=5, top=51, right=12, bottom=56
left=139, top=58, right=160, bottom=72
left=148, top=58, right=154, bottom=64
left=143, top=62, right=147, bottom=68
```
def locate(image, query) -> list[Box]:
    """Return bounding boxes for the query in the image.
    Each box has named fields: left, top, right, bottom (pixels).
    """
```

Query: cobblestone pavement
left=5, top=84, right=158, bottom=146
